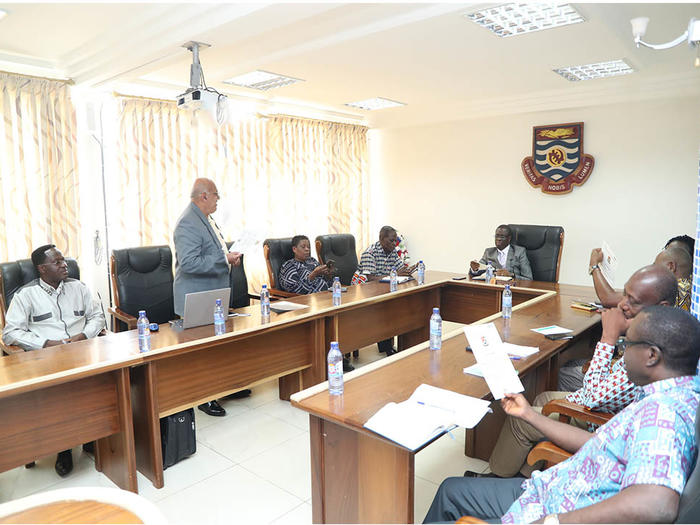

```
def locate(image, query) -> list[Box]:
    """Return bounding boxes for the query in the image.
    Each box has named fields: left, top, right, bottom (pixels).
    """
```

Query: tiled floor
left=0, top=335, right=489, bottom=524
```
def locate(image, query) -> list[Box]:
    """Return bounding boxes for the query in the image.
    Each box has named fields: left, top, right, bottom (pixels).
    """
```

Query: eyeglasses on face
left=618, top=338, right=662, bottom=353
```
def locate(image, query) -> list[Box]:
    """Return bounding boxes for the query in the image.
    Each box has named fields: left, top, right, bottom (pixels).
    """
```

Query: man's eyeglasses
left=618, top=338, right=662, bottom=353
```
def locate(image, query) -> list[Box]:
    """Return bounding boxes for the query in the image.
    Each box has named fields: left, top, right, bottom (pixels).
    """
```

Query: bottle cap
left=433, top=307, right=440, bottom=313
left=419, top=260, right=423, bottom=263
left=138, top=310, right=146, bottom=316
left=216, top=298, right=222, bottom=305
left=330, top=341, right=339, bottom=349
left=262, top=284, right=267, bottom=289
left=334, top=276, right=340, bottom=281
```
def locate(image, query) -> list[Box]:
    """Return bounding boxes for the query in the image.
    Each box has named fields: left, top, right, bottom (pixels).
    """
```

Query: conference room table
left=290, top=274, right=602, bottom=524
left=0, top=271, right=600, bottom=499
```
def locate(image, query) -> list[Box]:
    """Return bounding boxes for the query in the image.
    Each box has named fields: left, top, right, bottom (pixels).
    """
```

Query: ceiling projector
left=176, top=88, right=220, bottom=111
left=177, top=41, right=227, bottom=126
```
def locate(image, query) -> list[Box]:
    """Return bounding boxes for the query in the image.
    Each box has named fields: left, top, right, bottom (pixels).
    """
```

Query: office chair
left=223, top=245, right=259, bottom=309
left=0, top=257, right=80, bottom=355
left=507, top=224, right=565, bottom=283
left=109, top=245, right=176, bottom=332
left=315, top=234, right=358, bottom=286
left=262, top=237, right=297, bottom=298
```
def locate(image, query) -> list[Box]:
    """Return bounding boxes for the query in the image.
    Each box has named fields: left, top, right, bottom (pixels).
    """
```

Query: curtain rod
left=112, top=91, right=174, bottom=104
left=0, top=69, right=74, bottom=85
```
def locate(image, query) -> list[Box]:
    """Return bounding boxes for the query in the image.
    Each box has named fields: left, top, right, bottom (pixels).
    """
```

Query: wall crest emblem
left=521, top=122, right=594, bottom=194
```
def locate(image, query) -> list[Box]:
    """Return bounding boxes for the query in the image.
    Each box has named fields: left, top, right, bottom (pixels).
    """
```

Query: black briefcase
left=160, top=408, right=196, bottom=469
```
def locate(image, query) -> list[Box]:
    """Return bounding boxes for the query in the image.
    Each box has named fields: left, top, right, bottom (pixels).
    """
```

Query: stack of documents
left=363, top=384, right=492, bottom=451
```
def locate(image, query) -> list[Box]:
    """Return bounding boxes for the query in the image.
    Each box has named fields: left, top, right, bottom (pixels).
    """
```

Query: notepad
left=379, top=275, right=412, bottom=284
left=471, top=274, right=513, bottom=282
left=363, top=384, right=492, bottom=451
left=269, top=301, right=309, bottom=313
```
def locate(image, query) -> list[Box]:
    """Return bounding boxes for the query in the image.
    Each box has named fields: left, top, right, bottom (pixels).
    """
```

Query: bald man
left=173, top=178, right=242, bottom=417
left=655, top=246, right=692, bottom=311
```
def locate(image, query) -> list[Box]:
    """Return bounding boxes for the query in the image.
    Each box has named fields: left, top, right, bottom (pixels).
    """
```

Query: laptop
left=179, top=287, right=231, bottom=329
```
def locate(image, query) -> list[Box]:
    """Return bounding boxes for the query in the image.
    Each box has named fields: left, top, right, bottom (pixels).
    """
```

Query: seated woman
left=279, top=235, right=332, bottom=294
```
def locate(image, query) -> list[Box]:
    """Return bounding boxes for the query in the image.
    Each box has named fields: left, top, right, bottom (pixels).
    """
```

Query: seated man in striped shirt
left=480, top=264, right=677, bottom=479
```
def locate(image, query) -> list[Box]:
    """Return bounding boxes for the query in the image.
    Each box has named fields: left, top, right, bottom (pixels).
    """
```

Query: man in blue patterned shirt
left=424, top=306, right=700, bottom=524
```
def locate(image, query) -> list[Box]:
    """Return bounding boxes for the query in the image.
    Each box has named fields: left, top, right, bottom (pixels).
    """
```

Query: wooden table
left=290, top=278, right=601, bottom=524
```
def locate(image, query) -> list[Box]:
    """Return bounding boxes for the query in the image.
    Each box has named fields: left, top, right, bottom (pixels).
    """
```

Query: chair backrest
left=0, top=257, right=80, bottom=328
left=315, top=234, right=358, bottom=286
left=507, top=224, right=564, bottom=282
left=110, top=246, right=175, bottom=326
left=263, top=237, right=294, bottom=290
left=225, top=243, right=250, bottom=309
left=676, top=403, right=700, bottom=523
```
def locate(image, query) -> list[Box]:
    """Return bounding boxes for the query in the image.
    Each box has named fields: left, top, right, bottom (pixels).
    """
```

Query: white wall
left=368, top=95, right=700, bottom=287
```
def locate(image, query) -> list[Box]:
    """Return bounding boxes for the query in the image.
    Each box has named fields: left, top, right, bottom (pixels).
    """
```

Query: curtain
left=0, top=72, right=80, bottom=261
left=692, top=155, right=699, bottom=320
left=109, top=97, right=369, bottom=291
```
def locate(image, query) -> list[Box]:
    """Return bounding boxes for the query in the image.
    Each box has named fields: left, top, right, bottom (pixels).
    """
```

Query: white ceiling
left=0, top=2, right=698, bottom=128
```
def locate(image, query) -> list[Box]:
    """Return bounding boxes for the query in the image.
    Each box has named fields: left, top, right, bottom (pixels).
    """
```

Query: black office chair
left=223, top=245, right=259, bottom=309
left=109, top=245, right=176, bottom=332
left=315, top=234, right=358, bottom=286
left=262, top=237, right=296, bottom=298
left=508, top=224, right=564, bottom=283
left=0, top=257, right=80, bottom=354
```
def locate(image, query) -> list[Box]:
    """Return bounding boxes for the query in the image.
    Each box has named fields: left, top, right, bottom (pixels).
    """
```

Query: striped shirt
left=357, top=242, right=403, bottom=277
left=279, top=257, right=329, bottom=294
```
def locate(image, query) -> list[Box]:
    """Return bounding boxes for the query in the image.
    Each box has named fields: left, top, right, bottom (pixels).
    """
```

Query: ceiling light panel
left=344, top=97, right=406, bottom=111
left=0, top=8, right=7, bottom=20
left=223, top=70, right=303, bottom=91
left=466, top=3, right=584, bottom=38
left=553, top=59, right=634, bottom=81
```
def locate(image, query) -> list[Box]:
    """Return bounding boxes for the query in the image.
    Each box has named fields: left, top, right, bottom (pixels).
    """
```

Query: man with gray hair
left=173, top=177, right=242, bottom=417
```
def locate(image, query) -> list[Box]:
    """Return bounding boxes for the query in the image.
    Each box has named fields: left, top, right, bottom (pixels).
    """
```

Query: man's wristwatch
left=544, top=514, right=560, bottom=525
left=588, top=264, right=600, bottom=275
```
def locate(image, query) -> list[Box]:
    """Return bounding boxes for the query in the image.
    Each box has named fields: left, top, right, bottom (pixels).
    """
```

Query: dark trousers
left=377, top=338, right=394, bottom=352
left=423, top=477, right=524, bottom=523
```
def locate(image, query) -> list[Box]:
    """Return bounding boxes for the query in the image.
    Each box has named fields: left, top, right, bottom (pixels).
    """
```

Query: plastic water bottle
left=260, top=284, right=271, bottom=317
left=214, top=298, right=226, bottom=335
left=328, top=341, right=344, bottom=395
left=137, top=310, right=151, bottom=352
left=332, top=276, right=342, bottom=306
left=502, top=284, right=512, bottom=319
left=485, top=263, right=495, bottom=284
left=417, top=260, right=425, bottom=285
left=389, top=268, right=398, bottom=292
left=429, top=307, right=442, bottom=350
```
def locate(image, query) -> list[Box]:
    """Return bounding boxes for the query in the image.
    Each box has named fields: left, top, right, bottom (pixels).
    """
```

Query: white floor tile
left=137, top=442, right=235, bottom=502
left=197, top=409, right=306, bottom=464
left=156, top=465, right=303, bottom=525
left=236, top=379, right=282, bottom=409
left=415, top=429, right=474, bottom=485
left=195, top=401, right=251, bottom=430
left=256, top=398, right=310, bottom=431
left=269, top=500, right=312, bottom=525
left=414, top=474, right=439, bottom=524
left=240, top=433, right=310, bottom=501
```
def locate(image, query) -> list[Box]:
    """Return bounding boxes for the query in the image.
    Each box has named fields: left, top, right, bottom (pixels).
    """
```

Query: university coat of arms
left=521, top=122, right=594, bottom=194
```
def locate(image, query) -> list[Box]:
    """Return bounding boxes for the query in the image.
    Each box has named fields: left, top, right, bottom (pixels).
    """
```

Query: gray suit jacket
left=173, top=202, right=230, bottom=316
left=475, top=244, right=533, bottom=280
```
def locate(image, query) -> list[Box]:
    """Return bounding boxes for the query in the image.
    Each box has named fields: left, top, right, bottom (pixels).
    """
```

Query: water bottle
left=260, top=284, right=271, bottom=317
left=389, top=268, right=398, bottom=292
left=214, top=298, right=226, bottom=335
left=417, top=260, right=425, bottom=285
left=429, top=307, right=442, bottom=351
left=485, top=263, right=495, bottom=284
left=502, top=284, right=512, bottom=319
left=332, top=276, right=342, bottom=306
left=137, top=310, right=151, bottom=352
left=328, top=341, right=344, bottom=395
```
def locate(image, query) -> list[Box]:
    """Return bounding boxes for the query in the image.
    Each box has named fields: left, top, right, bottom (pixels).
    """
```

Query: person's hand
left=589, top=248, right=603, bottom=268
left=501, top=393, right=533, bottom=420
left=470, top=260, right=481, bottom=272
left=44, top=339, right=65, bottom=347
left=68, top=333, right=87, bottom=343
left=226, top=252, right=242, bottom=266
left=495, top=269, right=512, bottom=277
left=309, top=265, right=329, bottom=280
left=600, top=307, right=630, bottom=345
left=398, top=263, right=417, bottom=276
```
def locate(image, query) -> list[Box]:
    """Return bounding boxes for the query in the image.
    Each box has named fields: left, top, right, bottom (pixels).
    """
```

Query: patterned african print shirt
left=278, top=257, right=329, bottom=294
left=503, top=375, right=700, bottom=524
left=677, top=277, right=691, bottom=311
left=566, top=341, right=640, bottom=413
left=357, top=242, right=403, bottom=277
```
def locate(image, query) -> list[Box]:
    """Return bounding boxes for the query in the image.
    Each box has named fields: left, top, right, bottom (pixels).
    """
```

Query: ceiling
left=0, top=2, right=698, bottom=129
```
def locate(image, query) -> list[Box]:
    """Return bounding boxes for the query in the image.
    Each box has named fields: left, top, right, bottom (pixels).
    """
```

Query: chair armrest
left=108, top=307, right=137, bottom=331
left=456, top=517, right=487, bottom=524
left=0, top=340, right=24, bottom=355
left=527, top=441, right=571, bottom=467
left=542, top=398, right=614, bottom=426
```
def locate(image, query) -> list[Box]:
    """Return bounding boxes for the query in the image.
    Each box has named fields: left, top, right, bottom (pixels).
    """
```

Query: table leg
left=131, top=363, right=164, bottom=488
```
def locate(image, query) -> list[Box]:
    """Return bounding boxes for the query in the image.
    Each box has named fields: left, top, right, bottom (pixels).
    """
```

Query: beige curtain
left=0, top=72, right=80, bottom=262
left=109, top=97, right=369, bottom=291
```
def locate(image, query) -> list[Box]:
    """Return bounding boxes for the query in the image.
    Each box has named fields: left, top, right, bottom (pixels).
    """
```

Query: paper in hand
left=600, top=241, right=618, bottom=288
left=229, top=228, right=263, bottom=255
left=463, top=323, right=524, bottom=400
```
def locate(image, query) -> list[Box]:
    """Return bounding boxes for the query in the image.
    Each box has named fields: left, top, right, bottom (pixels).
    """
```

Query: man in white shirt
left=470, top=225, right=533, bottom=280
left=2, top=243, right=106, bottom=476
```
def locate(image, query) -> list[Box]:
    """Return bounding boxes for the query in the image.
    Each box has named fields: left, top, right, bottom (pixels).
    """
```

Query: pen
left=509, top=355, right=521, bottom=360
left=417, top=401, right=454, bottom=413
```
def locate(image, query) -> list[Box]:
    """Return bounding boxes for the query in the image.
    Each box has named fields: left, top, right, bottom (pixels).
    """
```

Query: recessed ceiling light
left=465, top=3, right=584, bottom=38
left=344, top=97, right=406, bottom=111
left=223, top=70, right=303, bottom=91
left=553, top=59, right=634, bottom=81
left=0, top=8, right=8, bottom=21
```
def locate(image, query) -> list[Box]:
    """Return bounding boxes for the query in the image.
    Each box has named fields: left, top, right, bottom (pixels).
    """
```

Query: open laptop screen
left=182, top=287, right=231, bottom=329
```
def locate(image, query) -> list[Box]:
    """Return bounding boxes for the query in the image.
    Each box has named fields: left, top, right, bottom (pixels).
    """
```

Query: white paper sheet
left=463, top=323, right=524, bottom=400
left=269, top=301, right=309, bottom=313
left=463, top=364, right=484, bottom=377
left=228, top=228, right=263, bottom=254
left=600, top=240, right=618, bottom=288
left=530, top=325, right=573, bottom=336
left=502, top=342, right=539, bottom=358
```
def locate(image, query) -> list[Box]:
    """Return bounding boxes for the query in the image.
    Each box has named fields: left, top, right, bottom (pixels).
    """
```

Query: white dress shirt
left=497, top=245, right=510, bottom=268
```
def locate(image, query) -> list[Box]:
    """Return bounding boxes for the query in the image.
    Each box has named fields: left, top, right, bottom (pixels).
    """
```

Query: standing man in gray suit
left=174, top=177, right=242, bottom=417
left=469, top=224, right=533, bottom=280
